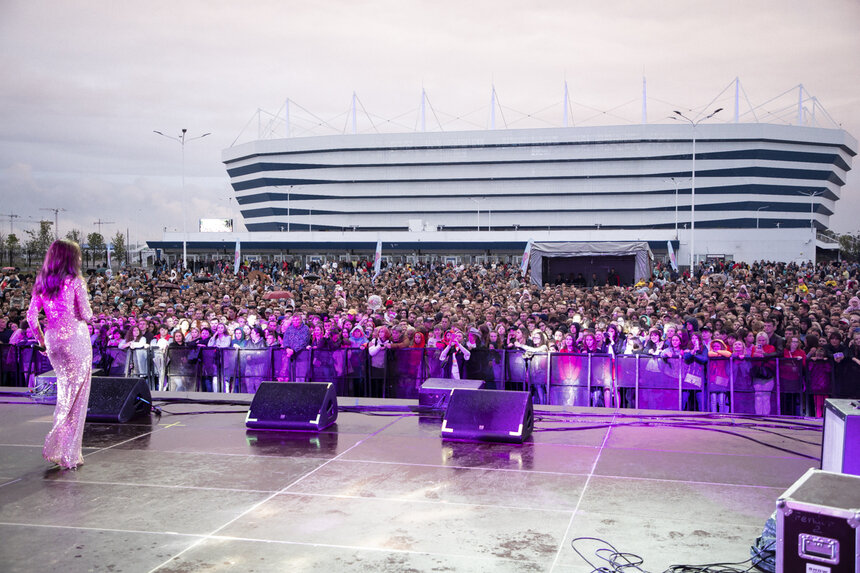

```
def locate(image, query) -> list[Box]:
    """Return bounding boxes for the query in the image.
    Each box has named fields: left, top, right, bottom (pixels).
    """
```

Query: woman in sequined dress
left=26, top=240, right=93, bottom=470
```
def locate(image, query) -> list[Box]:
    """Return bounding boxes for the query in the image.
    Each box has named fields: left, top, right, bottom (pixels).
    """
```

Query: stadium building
left=151, top=121, right=856, bottom=269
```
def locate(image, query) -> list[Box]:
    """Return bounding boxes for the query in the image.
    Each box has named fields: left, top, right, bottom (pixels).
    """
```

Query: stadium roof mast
left=642, top=77, right=647, bottom=124
left=563, top=80, right=570, bottom=128
left=420, top=87, right=427, bottom=133
left=490, top=85, right=496, bottom=130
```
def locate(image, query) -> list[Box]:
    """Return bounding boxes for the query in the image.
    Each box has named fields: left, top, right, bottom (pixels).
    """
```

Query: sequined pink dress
left=27, top=276, right=93, bottom=469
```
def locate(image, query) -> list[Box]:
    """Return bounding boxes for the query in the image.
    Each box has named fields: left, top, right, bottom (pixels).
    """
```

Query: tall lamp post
left=756, top=206, right=769, bottom=229
left=154, top=128, right=211, bottom=269
left=671, top=108, right=722, bottom=271
left=798, top=190, right=824, bottom=230
left=468, top=197, right=486, bottom=231
left=665, top=177, right=689, bottom=240
left=799, top=190, right=825, bottom=264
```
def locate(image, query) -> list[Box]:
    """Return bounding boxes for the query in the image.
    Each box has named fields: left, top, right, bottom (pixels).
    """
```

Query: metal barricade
left=730, top=357, right=761, bottom=415
left=638, top=354, right=682, bottom=410
left=197, top=347, right=220, bottom=392
left=777, top=357, right=805, bottom=416
left=386, top=347, right=425, bottom=399
left=3, top=340, right=842, bottom=415
left=19, top=345, right=53, bottom=388
left=165, top=347, right=197, bottom=392
left=101, top=347, right=131, bottom=377
left=424, top=347, right=446, bottom=380
left=465, top=348, right=506, bottom=390
left=548, top=352, right=589, bottom=406
left=615, top=354, right=639, bottom=409
left=345, top=347, right=368, bottom=397
left=237, top=348, right=272, bottom=393
left=0, top=344, right=23, bottom=386
left=706, top=357, right=732, bottom=413
left=505, top=350, right=529, bottom=392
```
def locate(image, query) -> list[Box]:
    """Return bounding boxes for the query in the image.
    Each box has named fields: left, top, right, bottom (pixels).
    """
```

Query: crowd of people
left=2, top=255, right=859, bottom=413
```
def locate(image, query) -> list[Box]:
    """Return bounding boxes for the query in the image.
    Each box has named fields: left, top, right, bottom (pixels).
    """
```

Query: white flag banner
left=520, top=239, right=533, bottom=277
left=667, top=241, right=678, bottom=272
left=106, top=243, right=113, bottom=279
left=373, top=239, right=382, bottom=280
left=234, top=239, right=241, bottom=274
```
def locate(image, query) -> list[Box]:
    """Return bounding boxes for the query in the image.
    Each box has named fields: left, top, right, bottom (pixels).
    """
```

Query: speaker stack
left=245, top=382, right=338, bottom=431
left=441, top=389, right=533, bottom=443
left=86, top=377, right=152, bottom=423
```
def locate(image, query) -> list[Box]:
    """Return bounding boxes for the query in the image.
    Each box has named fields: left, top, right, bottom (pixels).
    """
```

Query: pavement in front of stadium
left=0, top=388, right=820, bottom=572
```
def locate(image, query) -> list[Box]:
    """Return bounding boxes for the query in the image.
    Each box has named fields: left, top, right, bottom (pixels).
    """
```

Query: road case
left=776, top=468, right=860, bottom=573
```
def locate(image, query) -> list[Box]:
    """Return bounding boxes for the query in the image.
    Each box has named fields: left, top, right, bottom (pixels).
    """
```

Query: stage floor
left=0, top=388, right=821, bottom=572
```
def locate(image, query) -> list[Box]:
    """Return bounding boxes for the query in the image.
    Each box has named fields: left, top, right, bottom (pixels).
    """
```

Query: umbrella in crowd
left=248, top=270, right=268, bottom=283
left=263, top=290, right=293, bottom=300
left=194, top=277, right=214, bottom=283
left=156, top=283, right=181, bottom=290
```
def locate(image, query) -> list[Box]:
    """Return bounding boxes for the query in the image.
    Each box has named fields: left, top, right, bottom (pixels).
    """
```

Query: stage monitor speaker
left=441, top=389, right=533, bottom=443
left=821, top=398, right=860, bottom=476
left=419, top=378, right=485, bottom=410
left=246, top=382, right=338, bottom=431
left=86, top=377, right=152, bottom=423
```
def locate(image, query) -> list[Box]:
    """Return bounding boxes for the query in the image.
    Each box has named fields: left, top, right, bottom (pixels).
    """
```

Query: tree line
left=0, top=221, right=127, bottom=269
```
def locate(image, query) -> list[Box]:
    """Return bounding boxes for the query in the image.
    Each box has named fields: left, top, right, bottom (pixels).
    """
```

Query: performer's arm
left=74, top=277, right=93, bottom=322
left=26, top=292, right=45, bottom=348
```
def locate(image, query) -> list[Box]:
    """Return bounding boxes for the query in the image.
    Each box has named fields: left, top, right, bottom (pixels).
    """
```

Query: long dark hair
left=34, top=240, right=82, bottom=299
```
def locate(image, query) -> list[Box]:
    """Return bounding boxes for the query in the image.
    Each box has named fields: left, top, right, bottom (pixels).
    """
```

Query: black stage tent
left=527, top=241, right=654, bottom=286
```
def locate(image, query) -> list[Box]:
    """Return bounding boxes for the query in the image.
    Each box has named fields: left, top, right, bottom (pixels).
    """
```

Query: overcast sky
left=2, top=0, right=859, bottom=245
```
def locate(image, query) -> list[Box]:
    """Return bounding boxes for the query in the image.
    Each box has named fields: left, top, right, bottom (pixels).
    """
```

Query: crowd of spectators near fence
left=1, top=256, right=859, bottom=413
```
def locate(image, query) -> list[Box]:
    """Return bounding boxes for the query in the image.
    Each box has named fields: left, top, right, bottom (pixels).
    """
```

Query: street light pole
left=756, top=206, right=769, bottom=229
left=798, top=190, right=824, bottom=230
left=154, top=128, right=211, bottom=269
left=468, top=197, right=486, bottom=232
left=665, top=177, right=688, bottom=240
left=468, top=197, right=480, bottom=231
left=799, top=190, right=824, bottom=263
left=671, top=108, right=722, bottom=272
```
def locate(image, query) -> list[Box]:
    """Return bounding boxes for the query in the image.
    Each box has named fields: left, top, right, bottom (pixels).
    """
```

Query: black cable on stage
left=533, top=418, right=820, bottom=460
left=571, top=535, right=770, bottom=573
left=571, top=536, right=648, bottom=573
left=744, top=425, right=822, bottom=446
left=533, top=408, right=824, bottom=429
left=154, top=408, right=249, bottom=416
left=534, top=412, right=822, bottom=434
left=154, top=397, right=252, bottom=407
left=664, top=554, right=763, bottom=573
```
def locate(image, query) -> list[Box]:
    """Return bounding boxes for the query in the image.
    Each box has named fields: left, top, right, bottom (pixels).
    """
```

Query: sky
left=2, top=0, right=860, bottom=246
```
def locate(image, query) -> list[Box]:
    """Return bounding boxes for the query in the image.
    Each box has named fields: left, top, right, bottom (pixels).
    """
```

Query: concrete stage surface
left=0, top=388, right=821, bottom=572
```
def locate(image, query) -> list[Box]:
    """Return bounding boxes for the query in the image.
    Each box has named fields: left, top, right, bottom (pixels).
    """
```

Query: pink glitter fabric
left=27, top=276, right=93, bottom=469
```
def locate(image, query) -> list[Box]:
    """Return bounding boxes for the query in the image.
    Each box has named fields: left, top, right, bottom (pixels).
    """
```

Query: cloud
left=1, top=0, right=859, bottom=239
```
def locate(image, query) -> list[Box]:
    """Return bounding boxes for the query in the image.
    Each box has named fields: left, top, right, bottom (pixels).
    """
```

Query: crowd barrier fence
left=0, top=343, right=837, bottom=416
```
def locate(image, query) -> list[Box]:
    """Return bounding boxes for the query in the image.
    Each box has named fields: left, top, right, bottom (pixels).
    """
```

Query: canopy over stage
left=527, top=241, right=654, bottom=286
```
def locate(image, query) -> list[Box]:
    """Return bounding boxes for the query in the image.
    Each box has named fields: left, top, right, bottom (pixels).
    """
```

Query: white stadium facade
left=152, top=121, right=856, bottom=270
